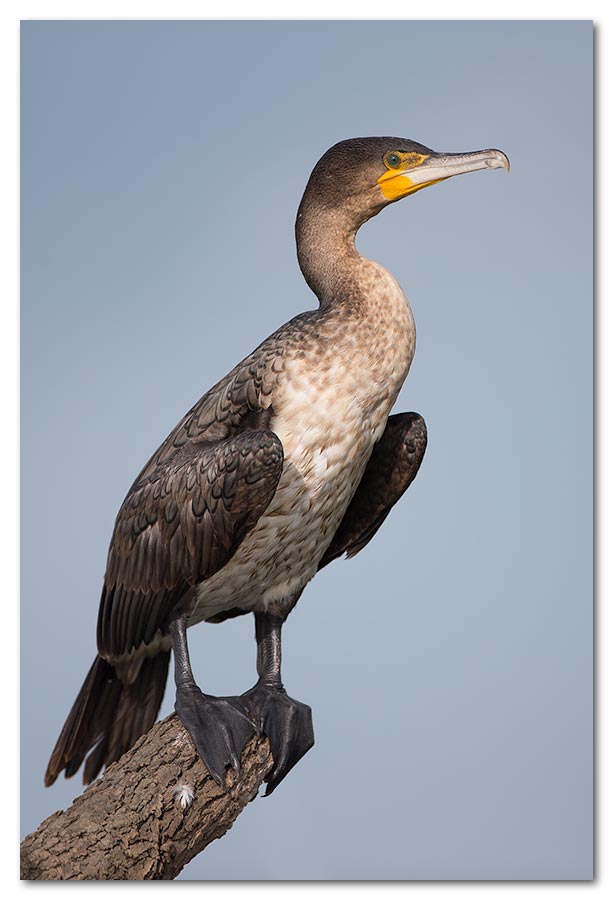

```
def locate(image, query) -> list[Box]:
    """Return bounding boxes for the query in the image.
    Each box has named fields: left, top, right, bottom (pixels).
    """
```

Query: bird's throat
left=295, top=201, right=364, bottom=307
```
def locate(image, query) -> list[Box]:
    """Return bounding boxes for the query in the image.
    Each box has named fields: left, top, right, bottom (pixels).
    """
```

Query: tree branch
left=20, top=713, right=274, bottom=880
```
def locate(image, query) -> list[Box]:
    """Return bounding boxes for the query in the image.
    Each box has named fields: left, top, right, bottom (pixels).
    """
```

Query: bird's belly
left=191, top=283, right=414, bottom=624
left=190, top=396, right=382, bottom=623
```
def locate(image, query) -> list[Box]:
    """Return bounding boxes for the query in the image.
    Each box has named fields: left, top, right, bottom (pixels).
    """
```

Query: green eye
left=385, top=152, right=402, bottom=169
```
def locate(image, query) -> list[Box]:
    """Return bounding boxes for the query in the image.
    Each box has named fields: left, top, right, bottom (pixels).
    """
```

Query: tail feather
left=45, top=651, right=170, bottom=787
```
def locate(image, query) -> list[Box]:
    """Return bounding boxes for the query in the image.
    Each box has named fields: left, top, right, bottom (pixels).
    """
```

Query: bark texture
left=21, top=713, right=274, bottom=880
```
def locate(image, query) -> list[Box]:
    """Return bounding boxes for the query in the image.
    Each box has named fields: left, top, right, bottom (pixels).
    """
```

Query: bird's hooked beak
left=377, top=148, right=510, bottom=201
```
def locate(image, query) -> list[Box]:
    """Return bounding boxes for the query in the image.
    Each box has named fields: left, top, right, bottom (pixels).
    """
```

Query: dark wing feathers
left=98, top=429, right=284, bottom=660
left=319, top=412, right=427, bottom=568
left=46, top=346, right=292, bottom=786
left=131, top=346, right=280, bottom=486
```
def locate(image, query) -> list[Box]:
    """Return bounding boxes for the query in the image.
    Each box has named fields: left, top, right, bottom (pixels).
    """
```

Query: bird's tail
left=44, top=651, right=170, bottom=787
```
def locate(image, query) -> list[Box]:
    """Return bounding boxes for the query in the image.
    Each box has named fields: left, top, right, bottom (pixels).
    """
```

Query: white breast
left=191, top=263, right=415, bottom=623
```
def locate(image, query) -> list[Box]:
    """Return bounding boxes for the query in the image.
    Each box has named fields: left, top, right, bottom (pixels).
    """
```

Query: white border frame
left=6, top=4, right=607, bottom=895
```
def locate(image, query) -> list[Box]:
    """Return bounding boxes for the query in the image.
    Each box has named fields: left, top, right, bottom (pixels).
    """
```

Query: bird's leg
left=169, top=616, right=256, bottom=786
left=236, top=612, right=315, bottom=796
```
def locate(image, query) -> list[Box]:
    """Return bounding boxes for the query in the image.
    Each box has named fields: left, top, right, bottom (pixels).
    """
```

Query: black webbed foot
left=175, top=683, right=256, bottom=785
left=237, top=682, right=315, bottom=796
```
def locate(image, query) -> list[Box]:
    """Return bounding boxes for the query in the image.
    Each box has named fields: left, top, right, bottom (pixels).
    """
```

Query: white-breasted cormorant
left=45, top=137, right=509, bottom=795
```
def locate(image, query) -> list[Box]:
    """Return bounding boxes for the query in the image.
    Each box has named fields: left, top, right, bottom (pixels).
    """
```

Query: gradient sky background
left=21, top=20, right=592, bottom=880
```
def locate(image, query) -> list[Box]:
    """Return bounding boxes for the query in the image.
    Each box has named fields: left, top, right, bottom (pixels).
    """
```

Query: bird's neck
left=295, top=201, right=367, bottom=307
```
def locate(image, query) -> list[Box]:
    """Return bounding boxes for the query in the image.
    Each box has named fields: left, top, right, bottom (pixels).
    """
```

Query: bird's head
left=300, top=136, right=510, bottom=226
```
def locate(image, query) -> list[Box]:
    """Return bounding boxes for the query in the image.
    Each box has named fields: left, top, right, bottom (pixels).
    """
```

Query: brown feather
left=97, top=429, right=283, bottom=662
left=319, top=412, right=427, bottom=568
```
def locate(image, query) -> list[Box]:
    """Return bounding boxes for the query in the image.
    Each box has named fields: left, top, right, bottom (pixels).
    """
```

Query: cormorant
left=45, top=137, right=509, bottom=795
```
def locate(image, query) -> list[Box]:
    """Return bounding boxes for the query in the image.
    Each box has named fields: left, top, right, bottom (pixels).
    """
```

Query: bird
left=45, top=136, right=509, bottom=796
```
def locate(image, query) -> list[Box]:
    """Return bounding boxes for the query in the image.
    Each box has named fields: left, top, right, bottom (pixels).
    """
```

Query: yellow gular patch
left=377, top=151, right=432, bottom=200
left=378, top=169, right=416, bottom=200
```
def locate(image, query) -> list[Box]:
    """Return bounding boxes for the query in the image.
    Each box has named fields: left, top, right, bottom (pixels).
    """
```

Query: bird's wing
left=319, top=412, right=427, bottom=568
left=132, top=345, right=280, bottom=484
left=98, top=428, right=283, bottom=660
left=97, top=347, right=285, bottom=661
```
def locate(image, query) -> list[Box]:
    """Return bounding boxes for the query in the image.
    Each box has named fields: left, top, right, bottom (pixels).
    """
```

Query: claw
left=175, top=684, right=256, bottom=784
left=237, top=683, right=314, bottom=795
